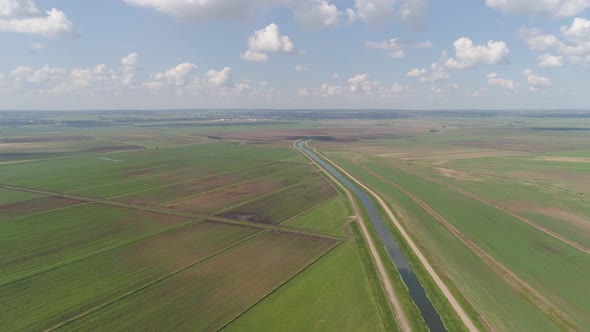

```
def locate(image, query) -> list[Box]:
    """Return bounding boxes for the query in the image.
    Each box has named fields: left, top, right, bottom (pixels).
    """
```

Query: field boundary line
left=219, top=240, right=343, bottom=331
left=294, top=141, right=412, bottom=332
left=45, top=230, right=267, bottom=332
left=349, top=159, right=578, bottom=331
left=389, top=162, right=590, bottom=255
left=305, top=142, right=479, bottom=332
left=0, top=184, right=345, bottom=241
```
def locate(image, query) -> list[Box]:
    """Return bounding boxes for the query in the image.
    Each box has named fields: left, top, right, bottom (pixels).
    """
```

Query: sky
left=1, top=0, right=590, bottom=110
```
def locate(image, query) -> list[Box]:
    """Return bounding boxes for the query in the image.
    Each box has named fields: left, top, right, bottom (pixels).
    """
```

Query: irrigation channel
left=297, top=140, right=446, bottom=332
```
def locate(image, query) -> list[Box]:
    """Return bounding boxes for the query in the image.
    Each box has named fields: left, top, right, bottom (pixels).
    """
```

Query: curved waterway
left=297, top=141, right=446, bottom=332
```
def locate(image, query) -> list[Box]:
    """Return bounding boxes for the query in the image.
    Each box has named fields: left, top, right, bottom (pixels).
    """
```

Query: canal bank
left=296, top=140, right=478, bottom=332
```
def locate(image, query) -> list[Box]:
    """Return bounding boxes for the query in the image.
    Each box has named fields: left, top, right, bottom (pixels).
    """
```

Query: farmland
left=1, top=109, right=589, bottom=331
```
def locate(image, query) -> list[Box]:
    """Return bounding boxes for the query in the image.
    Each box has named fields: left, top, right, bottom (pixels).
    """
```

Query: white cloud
left=487, top=72, right=519, bottom=90
left=350, top=0, right=427, bottom=26
left=11, top=64, right=66, bottom=84
left=520, top=18, right=590, bottom=65
left=1, top=53, right=276, bottom=99
left=28, top=41, right=44, bottom=50
left=391, top=83, right=408, bottom=94
left=241, top=23, right=297, bottom=62
left=366, top=38, right=432, bottom=58
left=126, top=0, right=343, bottom=28
left=0, top=0, right=38, bottom=16
left=407, top=68, right=426, bottom=77
left=347, top=74, right=377, bottom=94
left=306, top=73, right=405, bottom=98
left=148, top=63, right=198, bottom=89
left=207, top=67, right=232, bottom=87
left=445, top=37, right=510, bottom=69
left=409, top=63, right=449, bottom=83
left=120, top=53, right=139, bottom=86
left=522, top=69, right=552, bottom=89
left=485, top=0, right=590, bottom=17
left=519, top=28, right=561, bottom=51
left=297, top=88, right=311, bottom=96
left=295, top=64, right=308, bottom=71
left=538, top=54, right=564, bottom=67
left=292, top=0, right=339, bottom=28
left=561, top=17, right=590, bottom=41
left=319, top=83, right=341, bottom=96
left=431, top=85, right=442, bottom=94
left=0, top=7, right=73, bottom=37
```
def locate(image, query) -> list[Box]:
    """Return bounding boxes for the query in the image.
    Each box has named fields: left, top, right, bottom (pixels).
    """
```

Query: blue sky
left=1, top=0, right=590, bottom=110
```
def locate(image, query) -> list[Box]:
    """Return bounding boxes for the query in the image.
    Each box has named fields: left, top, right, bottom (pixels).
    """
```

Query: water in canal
left=297, top=141, right=446, bottom=332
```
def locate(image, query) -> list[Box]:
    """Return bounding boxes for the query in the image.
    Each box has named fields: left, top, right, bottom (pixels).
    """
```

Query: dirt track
left=302, top=143, right=480, bottom=332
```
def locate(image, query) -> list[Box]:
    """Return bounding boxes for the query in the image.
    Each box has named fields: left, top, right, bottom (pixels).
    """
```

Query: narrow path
left=390, top=161, right=590, bottom=255
left=0, top=183, right=345, bottom=242
left=303, top=143, right=479, bottom=332
left=349, top=159, right=578, bottom=331
left=293, top=141, right=412, bottom=332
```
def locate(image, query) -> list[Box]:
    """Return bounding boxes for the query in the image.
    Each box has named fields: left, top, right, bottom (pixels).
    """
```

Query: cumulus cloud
left=0, top=0, right=38, bottom=16
left=407, top=68, right=426, bottom=77
left=487, top=72, right=519, bottom=90
left=295, top=64, right=308, bottom=71
left=366, top=38, right=432, bottom=58
left=241, top=23, right=297, bottom=62
left=538, top=54, right=564, bottom=67
left=445, top=37, right=510, bottom=69
left=207, top=67, right=233, bottom=87
left=522, top=69, right=552, bottom=90
left=408, top=63, right=449, bottom=83
left=120, top=53, right=139, bottom=86
left=292, top=0, right=339, bottom=28
left=304, top=73, right=407, bottom=98
left=520, top=18, right=590, bottom=65
left=349, top=0, right=427, bottom=26
left=0, top=7, right=73, bottom=37
left=1, top=53, right=275, bottom=99
left=125, top=0, right=342, bottom=28
left=125, top=0, right=427, bottom=28
left=391, top=83, right=408, bottom=94
left=318, top=83, right=341, bottom=96
left=485, top=0, right=590, bottom=17
left=28, top=41, right=44, bottom=51
left=147, top=63, right=198, bottom=89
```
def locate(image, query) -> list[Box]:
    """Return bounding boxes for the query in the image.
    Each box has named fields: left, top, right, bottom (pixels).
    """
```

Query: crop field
left=219, top=176, right=338, bottom=224
left=55, top=231, right=337, bottom=331
left=319, top=116, right=590, bottom=331
left=2, top=110, right=589, bottom=331
left=1, top=114, right=391, bottom=331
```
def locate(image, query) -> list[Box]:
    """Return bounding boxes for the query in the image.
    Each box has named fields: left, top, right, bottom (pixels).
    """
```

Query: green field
left=2, top=110, right=589, bottom=331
